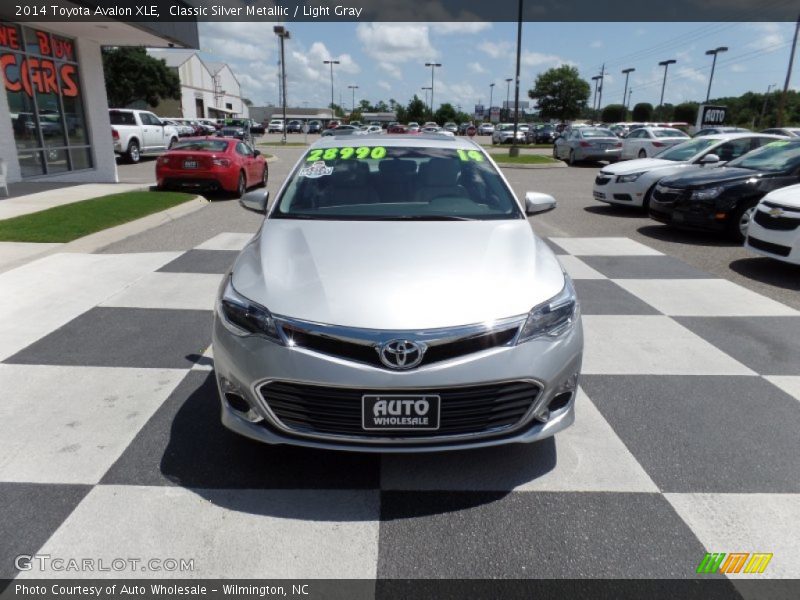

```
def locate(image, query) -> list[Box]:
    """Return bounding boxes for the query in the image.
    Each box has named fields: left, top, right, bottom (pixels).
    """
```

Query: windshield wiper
left=375, top=215, right=478, bottom=221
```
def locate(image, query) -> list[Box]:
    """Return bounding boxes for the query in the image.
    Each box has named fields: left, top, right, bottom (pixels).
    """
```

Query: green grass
left=490, top=153, right=559, bottom=165
left=0, top=190, right=196, bottom=243
left=258, top=142, right=308, bottom=148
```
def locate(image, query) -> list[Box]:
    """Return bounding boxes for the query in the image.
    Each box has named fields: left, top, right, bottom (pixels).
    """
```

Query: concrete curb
left=0, top=196, right=208, bottom=273
left=495, top=161, right=567, bottom=169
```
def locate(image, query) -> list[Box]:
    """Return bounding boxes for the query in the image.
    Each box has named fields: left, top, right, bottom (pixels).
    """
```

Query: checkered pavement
left=1, top=232, right=799, bottom=587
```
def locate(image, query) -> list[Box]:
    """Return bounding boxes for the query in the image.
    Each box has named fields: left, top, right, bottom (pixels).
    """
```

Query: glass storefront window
left=1, top=22, right=93, bottom=177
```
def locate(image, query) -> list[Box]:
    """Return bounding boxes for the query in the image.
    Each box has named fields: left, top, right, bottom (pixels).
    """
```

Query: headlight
left=691, top=186, right=724, bottom=201
left=616, top=172, right=645, bottom=183
left=217, top=276, right=282, bottom=343
left=517, top=277, right=579, bottom=344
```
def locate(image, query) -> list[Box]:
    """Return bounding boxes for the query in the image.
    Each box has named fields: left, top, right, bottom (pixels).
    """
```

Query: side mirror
left=253, top=149, right=261, bottom=157
left=240, top=190, right=269, bottom=214
left=524, top=191, right=557, bottom=215
left=699, top=153, right=720, bottom=165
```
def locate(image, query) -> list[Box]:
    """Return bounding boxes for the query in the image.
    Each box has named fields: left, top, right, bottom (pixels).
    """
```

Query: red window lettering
left=0, top=26, right=20, bottom=50
left=35, top=31, right=51, bottom=56
left=1, top=53, right=21, bottom=92
left=60, top=64, right=78, bottom=97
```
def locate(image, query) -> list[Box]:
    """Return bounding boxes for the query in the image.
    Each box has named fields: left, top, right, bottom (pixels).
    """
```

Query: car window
left=581, top=128, right=615, bottom=138
left=173, top=140, right=230, bottom=152
left=109, top=111, right=136, bottom=126
left=141, top=113, right=159, bottom=126
left=654, top=129, right=688, bottom=138
left=273, top=146, right=523, bottom=221
left=235, top=142, right=252, bottom=156
left=714, top=138, right=755, bottom=162
left=727, top=141, right=800, bottom=172
left=658, top=138, right=718, bottom=161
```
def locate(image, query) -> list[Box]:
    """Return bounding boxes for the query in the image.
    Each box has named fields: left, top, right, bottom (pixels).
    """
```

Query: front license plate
left=183, top=160, right=198, bottom=169
left=593, top=191, right=606, bottom=199
left=362, top=394, right=440, bottom=431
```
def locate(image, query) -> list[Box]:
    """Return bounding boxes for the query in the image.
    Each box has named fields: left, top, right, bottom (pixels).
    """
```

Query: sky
left=195, top=21, right=798, bottom=112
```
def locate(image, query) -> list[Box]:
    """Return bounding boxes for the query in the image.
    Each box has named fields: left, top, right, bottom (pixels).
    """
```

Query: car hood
left=761, top=183, right=800, bottom=208
left=660, top=166, right=764, bottom=188
left=601, top=158, right=677, bottom=175
left=231, top=219, right=565, bottom=330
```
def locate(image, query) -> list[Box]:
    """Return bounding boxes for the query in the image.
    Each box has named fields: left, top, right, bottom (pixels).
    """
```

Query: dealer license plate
left=183, top=160, right=198, bottom=169
left=362, top=394, right=440, bottom=431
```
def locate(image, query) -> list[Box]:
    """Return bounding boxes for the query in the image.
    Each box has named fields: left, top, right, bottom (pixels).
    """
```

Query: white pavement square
left=613, top=279, right=799, bottom=317
left=194, top=232, right=255, bottom=251
left=0, top=252, right=180, bottom=362
left=550, top=237, right=663, bottom=256
left=0, top=365, right=186, bottom=484
left=22, top=486, right=381, bottom=579
left=666, top=493, right=800, bottom=578
left=557, top=255, right=607, bottom=280
left=381, top=389, right=658, bottom=493
left=101, top=272, right=223, bottom=311
left=581, top=315, right=756, bottom=375
left=764, top=376, right=800, bottom=404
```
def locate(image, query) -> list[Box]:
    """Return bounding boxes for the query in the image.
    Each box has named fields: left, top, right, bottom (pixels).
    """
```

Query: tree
left=673, top=102, right=698, bottom=124
left=434, top=102, right=457, bottom=124
left=632, top=102, right=653, bottom=122
left=348, top=110, right=363, bottom=123
left=242, top=98, right=253, bottom=107
left=405, top=95, right=426, bottom=124
left=528, top=65, right=590, bottom=122
left=102, top=47, right=181, bottom=108
left=601, top=104, right=626, bottom=123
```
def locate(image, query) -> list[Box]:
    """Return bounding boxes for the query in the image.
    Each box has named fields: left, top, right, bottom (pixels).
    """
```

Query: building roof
left=148, top=48, right=197, bottom=68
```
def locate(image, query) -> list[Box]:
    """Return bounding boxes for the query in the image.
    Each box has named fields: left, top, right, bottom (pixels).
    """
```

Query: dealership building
left=0, top=19, right=198, bottom=184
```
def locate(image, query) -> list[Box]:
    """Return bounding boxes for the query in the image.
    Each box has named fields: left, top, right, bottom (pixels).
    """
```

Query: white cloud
left=590, top=40, right=604, bottom=49
left=378, top=81, right=392, bottom=91
left=434, top=22, right=491, bottom=35
left=356, top=23, right=438, bottom=64
left=522, top=51, right=573, bottom=69
left=730, top=64, right=747, bottom=73
left=468, top=61, right=487, bottom=74
left=478, top=40, right=512, bottom=59
left=748, top=22, right=786, bottom=51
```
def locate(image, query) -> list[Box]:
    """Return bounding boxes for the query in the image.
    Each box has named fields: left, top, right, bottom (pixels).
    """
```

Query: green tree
left=102, top=47, right=181, bottom=108
left=632, top=102, right=653, bottom=122
left=673, top=102, right=698, bottom=124
left=348, top=110, right=363, bottom=123
left=358, top=99, right=371, bottom=112
left=434, top=102, right=457, bottom=124
left=601, top=104, right=626, bottom=123
left=405, top=95, right=426, bottom=124
left=528, top=65, right=591, bottom=122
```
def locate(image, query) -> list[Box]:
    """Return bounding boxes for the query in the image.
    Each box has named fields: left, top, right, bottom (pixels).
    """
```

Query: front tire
left=568, top=149, right=577, bottom=166
left=236, top=172, right=246, bottom=198
left=728, top=203, right=756, bottom=243
left=126, top=141, right=140, bottom=163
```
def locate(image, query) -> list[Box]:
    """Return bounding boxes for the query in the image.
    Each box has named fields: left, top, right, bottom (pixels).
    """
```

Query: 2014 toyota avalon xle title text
left=212, top=135, right=583, bottom=452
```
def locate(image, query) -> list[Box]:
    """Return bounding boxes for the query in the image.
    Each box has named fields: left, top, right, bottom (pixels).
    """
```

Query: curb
left=494, top=161, right=567, bottom=169
left=0, top=195, right=208, bottom=273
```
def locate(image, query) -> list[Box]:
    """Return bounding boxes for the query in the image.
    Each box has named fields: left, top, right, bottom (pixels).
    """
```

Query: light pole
left=488, top=82, right=495, bottom=121
left=591, top=75, right=601, bottom=120
left=759, top=83, right=777, bottom=127
left=704, top=46, right=728, bottom=102
left=627, top=88, right=633, bottom=111
left=622, top=67, right=635, bottom=118
left=424, top=62, right=442, bottom=119
left=658, top=59, right=677, bottom=118
left=597, top=63, right=606, bottom=116
left=273, top=26, right=290, bottom=144
left=323, top=59, right=340, bottom=120
left=777, top=14, right=800, bottom=127
left=347, top=85, right=358, bottom=116
left=422, top=86, right=432, bottom=115
left=509, top=0, right=523, bottom=156
left=504, top=77, right=512, bottom=120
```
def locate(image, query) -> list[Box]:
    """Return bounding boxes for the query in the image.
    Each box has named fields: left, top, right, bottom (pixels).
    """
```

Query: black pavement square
left=5, top=307, right=212, bottom=369
left=580, top=255, right=714, bottom=279
left=582, top=375, right=800, bottom=493
left=102, top=371, right=380, bottom=489
left=377, top=491, right=718, bottom=579
left=574, top=279, right=661, bottom=315
left=675, top=316, right=800, bottom=376
left=158, top=250, right=239, bottom=274
left=0, top=482, right=91, bottom=579
left=542, top=238, right=568, bottom=255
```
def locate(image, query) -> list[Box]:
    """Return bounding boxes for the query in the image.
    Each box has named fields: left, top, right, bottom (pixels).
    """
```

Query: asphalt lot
left=115, top=140, right=799, bottom=310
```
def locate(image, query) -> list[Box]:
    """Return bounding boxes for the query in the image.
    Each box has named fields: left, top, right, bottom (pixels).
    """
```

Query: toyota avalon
left=212, top=135, right=583, bottom=452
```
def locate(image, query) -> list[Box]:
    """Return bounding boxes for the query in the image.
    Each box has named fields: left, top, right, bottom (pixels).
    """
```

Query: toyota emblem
left=377, top=339, right=427, bottom=370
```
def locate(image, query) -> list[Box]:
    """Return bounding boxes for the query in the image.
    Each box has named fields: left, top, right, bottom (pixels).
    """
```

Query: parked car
left=109, top=108, right=179, bottom=163
left=407, top=122, right=420, bottom=133
left=492, top=123, right=526, bottom=145
left=156, top=137, right=267, bottom=196
left=649, top=139, right=800, bottom=241
left=387, top=124, right=408, bottom=134
left=443, top=122, right=458, bottom=133
left=286, top=120, right=303, bottom=134
left=553, top=127, right=622, bottom=165
left=249, top=120, right=266, bottom=135
left=162, top=119, right=194, bottom=137
left=761, top=127, right=800, bottom=137
left=478, top=122, right=495, bottom=135
left=693, top=126, right=749, bottom=137
left=529, top=124, right=557, bottom=144
left=215, top=136, right=581, bottom=451
left=745, top=183, right=800, bottom=264
left=268, top=119, right=284, bottom=133
left=320, top=124, right=358, bottom=137
left=620, top=127, right=690, bottom=159
left=217, top=125, right=247, bottom=141
left=593, top=133, right=785, bottom=209
left=307, top=120, right=322, bottom=134
left=359, top=125, right=384, bottom=135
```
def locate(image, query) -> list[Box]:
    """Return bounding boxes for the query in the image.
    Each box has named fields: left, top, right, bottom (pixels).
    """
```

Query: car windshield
left=173, top=140, right=230, bottom=152
left=654, top=129, right=688, bottom=138
left=581, top=128, right=615, bottom=138
left=726, top=140, right=800, bottom=172
left=657, top=137, right=719, bottom=161
left=273, top=145, right=523, bottom=221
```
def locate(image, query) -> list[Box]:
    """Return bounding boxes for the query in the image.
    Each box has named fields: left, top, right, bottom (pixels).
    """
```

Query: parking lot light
left=425, top=62, right=442, bottom=119
left=705, top=47, right=728, bottom=102
left=323, top=59, right=340, bottom=120
left=273, top=26, right=290, bottom=144
left=658, top=59, right=677, bottom=116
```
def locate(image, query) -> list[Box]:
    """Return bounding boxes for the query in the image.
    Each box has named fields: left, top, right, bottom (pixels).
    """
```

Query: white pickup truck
left=109, top=109, right=180, bottom=163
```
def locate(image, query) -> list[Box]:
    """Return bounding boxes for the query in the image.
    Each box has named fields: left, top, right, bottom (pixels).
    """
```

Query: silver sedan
left=554, top=127, right=622, bottom=165
left=212, top=137, right=583, bottom=452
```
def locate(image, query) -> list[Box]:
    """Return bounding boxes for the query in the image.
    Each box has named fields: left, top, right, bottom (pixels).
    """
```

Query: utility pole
left=348, top=85, right=358, bottom=116
left=597, top=63, right=606, bottom=117
left=658, top=59, right=677, bottom=118
left=323, top=59, right=340, bottom=120
left=759, top=83, right=777, bottom=127
left=273, top=26, right=290, bottom=144
left=425, top=62, right=442, bottom=119
left=504, top=77, right=512, bottom=121
left=622, top=68, right=635, bottom=119
left=591, top=75, right=601, bottom=120
left=489, top=82, right=495, bottom=121
left=777, top=14, right=800, bottom=127
left=705, top=46, right=728, bottom=102
left=510, top=0, right=523, bottom=156
left=422, top=86, right=432, bottom=115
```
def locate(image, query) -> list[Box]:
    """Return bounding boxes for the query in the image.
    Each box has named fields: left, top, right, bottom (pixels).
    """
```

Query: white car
left=621, top=127, right=690, bottom=159
left=745, top=184, right=800, bottom=265
left=478, top=123, right=495, bottom=135
left=358, top=125, right=384, bottom=135
left=268, top=119, right=284, bottom=133
left=593, top=133, right=784, bottom=209
left=492, top=123, right=525, bottom=144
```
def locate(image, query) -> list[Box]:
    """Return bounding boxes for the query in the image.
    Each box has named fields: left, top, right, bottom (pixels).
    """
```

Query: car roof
left=703, top=132, right=785, bottom=141
left=310, top=133, right=481, bottom=150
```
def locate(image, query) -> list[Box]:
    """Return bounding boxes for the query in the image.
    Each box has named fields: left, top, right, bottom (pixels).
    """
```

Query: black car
left=286, top=120, right=303, bottom=133
left=649, top=139, right=800, bottom=241
left=250, top=120, right=265, bottom=135
left=307, top=120, right=322, bottom=133
left=217, top=126, right=246, bottom=141
left=528, top=124, right=557, bottom=144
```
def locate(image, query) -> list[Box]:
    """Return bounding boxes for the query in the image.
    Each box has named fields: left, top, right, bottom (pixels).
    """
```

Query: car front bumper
left=211, top=313, right=583, bottom=453
left=592, top=175, right=646, bottom=207
left=745, top=212, right=800, bottom=265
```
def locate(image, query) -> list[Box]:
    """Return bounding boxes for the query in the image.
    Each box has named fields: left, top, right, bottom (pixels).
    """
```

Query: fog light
left=220, top=377, right=262, bottom=422
left=548, top=391, right=574, bottom=412
left=225, top=392, right=250, bottom=413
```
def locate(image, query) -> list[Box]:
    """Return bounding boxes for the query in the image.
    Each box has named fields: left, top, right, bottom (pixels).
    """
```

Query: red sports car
left=156, top=137, right=267, bottom=196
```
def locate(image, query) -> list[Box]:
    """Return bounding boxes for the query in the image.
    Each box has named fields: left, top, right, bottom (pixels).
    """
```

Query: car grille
left=652, top=185, right=687, bottom=206
left=748, top=235, right=792, bottom=257
left=595, top=175, right=612, bottom=186
left=279, top=321, right=520, bottom=370
left=754, top=204, right=800, bottom=231
left=259, top=380, right=541, bottom=440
